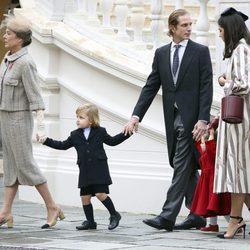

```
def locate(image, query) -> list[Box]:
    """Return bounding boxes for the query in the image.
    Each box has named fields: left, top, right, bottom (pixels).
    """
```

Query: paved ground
left=0, top=177, right=250, bottom=250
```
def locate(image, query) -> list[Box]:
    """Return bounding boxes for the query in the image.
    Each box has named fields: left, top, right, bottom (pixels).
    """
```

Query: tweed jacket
left=0, top=47, right=45, bottom=111
left=43, top=127, right=130, bottom=188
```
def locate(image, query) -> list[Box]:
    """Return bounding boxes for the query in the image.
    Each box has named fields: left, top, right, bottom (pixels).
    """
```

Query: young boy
left=37, top=103, right=130, bottom=230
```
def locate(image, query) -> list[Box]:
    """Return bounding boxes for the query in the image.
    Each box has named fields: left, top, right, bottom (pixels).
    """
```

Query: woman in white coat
left=213, top=8, right=250, bottom=239
left=0, top=15, right=64, bottom=229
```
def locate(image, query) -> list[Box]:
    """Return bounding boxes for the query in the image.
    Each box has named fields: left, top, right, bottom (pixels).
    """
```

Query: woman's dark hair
left=218, top=13, right=250, bottom=59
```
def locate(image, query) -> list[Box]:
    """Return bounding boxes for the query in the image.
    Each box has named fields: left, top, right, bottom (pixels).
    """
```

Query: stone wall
left=0, top=160, right=3, bottom=177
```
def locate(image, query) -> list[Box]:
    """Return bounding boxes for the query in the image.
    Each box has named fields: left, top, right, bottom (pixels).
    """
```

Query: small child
left=37, top=103, right=130, bottom=230
left=191, top=128, right=231, bottom=232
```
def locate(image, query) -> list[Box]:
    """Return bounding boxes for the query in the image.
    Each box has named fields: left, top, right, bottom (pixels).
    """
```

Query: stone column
left=36, top=0, right=67, bottom=21
left=196, top=0, right=210, bottom=46
left=86, top=0, right=100, bottom=25
left=101, top=0, right=114, bottom=34
left=130, top=0, right=146, bottom=49
left=114, top=0, right=129, bottom=41
left=151, top=0, right=164, bottom=50
left=175, top=0, right=184, bottom=9
left=64, top=0, right=76, bottom=14
left=76, top=0, right=87, bottom=16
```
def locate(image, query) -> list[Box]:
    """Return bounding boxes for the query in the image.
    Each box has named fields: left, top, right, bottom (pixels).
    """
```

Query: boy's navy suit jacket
left=44, top=127, right=129, bottom=188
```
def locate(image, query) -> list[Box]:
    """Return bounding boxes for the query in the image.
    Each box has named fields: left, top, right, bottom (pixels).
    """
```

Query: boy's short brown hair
left=76, top=103, right=100, bottom=127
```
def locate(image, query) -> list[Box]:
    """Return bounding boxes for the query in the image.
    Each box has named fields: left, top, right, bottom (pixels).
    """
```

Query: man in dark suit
left=124, top=9, right=213, bottom=231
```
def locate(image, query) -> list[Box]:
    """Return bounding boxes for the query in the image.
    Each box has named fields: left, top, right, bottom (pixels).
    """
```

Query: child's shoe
left=108, top=212, right=121, bottom=230
left=200, top=224, right=219, bottom=232
left=76, top=220, right=97, bottom=230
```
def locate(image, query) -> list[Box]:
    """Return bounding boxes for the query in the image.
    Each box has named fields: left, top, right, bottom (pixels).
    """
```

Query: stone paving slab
left=1, top=177, right=250, bottom=249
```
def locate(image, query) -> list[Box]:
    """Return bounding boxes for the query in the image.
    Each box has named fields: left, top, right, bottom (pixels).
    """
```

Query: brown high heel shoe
left=41, top=208, right=65, bottom=229
left=217, top=216, right=246, bottom=239
left=0, top=215, right=13, bottom=228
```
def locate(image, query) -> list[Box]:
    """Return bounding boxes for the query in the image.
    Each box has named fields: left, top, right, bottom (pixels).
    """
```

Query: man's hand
left=123, top=116, right=139, bottom=136
left=192, top=120, right=207, bottom=141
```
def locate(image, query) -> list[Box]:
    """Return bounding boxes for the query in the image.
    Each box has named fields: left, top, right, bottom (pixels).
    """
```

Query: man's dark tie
left=172, top=44, right=181, bottom=76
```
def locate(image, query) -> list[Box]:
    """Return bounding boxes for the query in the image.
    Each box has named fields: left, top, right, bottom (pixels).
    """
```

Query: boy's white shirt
left=83, top=127, right=91, bottom=139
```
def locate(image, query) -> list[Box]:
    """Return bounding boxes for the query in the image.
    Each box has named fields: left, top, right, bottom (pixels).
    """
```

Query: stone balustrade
left=33, top=0, right=214, bottom=49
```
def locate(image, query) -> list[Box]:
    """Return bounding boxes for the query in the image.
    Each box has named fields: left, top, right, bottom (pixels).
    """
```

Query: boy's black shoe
left=76, top=220, right=97, bottom=230
left=108, top=212, right=121, bottom=230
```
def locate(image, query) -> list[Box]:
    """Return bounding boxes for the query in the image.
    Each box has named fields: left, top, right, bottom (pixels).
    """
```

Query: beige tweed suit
left=0, top=47, right=46, bottom=186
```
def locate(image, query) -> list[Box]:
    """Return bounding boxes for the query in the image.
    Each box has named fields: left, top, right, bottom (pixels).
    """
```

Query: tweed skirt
left=0, top=110, right=47, bottom=186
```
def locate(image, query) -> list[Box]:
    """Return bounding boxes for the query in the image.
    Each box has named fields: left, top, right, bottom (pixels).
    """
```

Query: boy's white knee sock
left=209, top=216, right=217, bottom=225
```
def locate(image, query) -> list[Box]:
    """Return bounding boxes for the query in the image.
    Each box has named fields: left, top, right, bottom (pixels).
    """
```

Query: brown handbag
left=221, top=95, right=244, bottom=124
left=221, top=53, right=244, bottom=124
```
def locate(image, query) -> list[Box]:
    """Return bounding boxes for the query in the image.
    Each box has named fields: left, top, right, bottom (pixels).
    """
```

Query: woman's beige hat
left=6, top=15, right=31, bottom=33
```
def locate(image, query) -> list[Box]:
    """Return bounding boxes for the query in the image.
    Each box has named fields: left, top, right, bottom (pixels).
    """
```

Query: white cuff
left=132, top=115, right=140, bottom=121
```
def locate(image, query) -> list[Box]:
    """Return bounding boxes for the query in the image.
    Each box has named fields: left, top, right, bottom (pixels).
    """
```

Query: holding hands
left=192, top=120, right=207, bottom=141
left=193, top=115, right=220, bottom=141
left=123, top=116, right=139, bottom=136
left=208, top=116, right=219, bottom=130
left=36, top=133, right=47, bottom=143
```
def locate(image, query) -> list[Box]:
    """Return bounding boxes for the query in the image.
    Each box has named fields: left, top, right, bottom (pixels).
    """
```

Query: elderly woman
left=0, top=15, right=64, bottom=229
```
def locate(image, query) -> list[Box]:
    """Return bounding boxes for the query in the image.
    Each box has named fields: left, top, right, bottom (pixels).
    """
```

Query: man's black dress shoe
left=143, top=216, right=174, bottom=231
left=108, top=212, right=121, bottom=230
left=174, top=213, right=206, bottom=230
left=76, top=220, right=97, bottom=230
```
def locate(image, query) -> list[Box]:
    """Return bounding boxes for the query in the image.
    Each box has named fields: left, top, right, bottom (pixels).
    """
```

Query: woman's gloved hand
left=36, top=109, right=47, bottom=143
left=208, top=116, right=219, bottom=130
